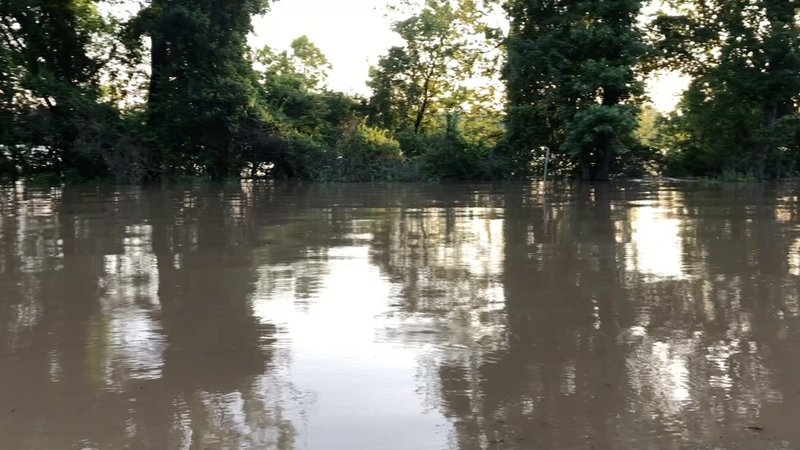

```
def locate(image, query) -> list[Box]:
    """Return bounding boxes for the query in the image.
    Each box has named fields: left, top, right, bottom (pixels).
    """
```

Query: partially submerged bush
left=333, top=123, right=405, bottom=181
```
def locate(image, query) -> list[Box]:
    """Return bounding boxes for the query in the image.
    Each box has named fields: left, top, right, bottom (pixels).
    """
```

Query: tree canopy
left=651, top=0, right=800, bottom=178
left=1, top=0, right=800, bottom=183
left=503, top=0, right=647, bottom=180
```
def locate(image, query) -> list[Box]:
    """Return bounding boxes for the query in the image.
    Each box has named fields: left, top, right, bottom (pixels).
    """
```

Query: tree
left=651, top=0, right=800, bottom=178
left=288, top=36, right=332, bottom=90
left=127, top=0, right=270, bottom=179
left=252, top=36, right=338, bottom=133
left=253, top=38, right=366, bottom=138
left=367, top=0, right=502, bottom=136
left=250, top=40, right=405, bottom=181
left=504, top=0, right=646, bottom=180
left=0, top=0, right=109, bottom=177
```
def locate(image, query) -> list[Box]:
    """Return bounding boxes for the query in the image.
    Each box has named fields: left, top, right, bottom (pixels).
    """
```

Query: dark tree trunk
left=414, top=80, right=431, bottom=134
left=756, top=101, right=778, bottom=180
left=581, top=162, right=591, bottom=181
left=414, top=68, right=436, bottom=134
left=593, top=147, right=613, bottom=181
left=591, top=86, right=621, bottom=182
left=413, top=96, right=429, bottom=134
left=144, top=11, right=168, bottom=178
left=146, top=38, right=167, bottom=121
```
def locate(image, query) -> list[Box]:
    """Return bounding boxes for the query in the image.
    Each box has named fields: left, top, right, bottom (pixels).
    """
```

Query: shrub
left=333, top=123, right=405, bottom=181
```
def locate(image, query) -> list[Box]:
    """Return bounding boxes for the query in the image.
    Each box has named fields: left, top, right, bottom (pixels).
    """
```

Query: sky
left=251, top=0, right=689, bottom=112
left=250, top=0, right=403, bottom=98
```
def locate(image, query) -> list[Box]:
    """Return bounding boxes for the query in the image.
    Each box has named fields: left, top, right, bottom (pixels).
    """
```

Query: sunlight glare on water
left=625, top=204, right=685, bottom=279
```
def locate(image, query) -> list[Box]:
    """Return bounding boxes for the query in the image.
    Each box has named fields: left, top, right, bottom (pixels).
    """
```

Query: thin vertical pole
left=542, top=147, right=550, bottom=239
left=543, top=147, right=550, bottom=185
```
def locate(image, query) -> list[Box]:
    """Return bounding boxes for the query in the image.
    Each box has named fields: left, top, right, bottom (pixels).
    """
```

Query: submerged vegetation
left=2, top=0, right=800, bottom=183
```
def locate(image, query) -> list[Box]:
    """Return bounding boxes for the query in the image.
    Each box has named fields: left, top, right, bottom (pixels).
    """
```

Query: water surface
left=1, top=181, right=799, bottom=449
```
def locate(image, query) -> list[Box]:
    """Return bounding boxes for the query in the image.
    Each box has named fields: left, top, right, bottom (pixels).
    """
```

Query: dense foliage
left=2, top=0, right=800, bottom=182
left=0, top=0, right=109, bottom=179
left=503, top=0, right=647, bottom=180
left=129, top=0, right=270, bottom=180
left=651, top=0, right=800, bottom=179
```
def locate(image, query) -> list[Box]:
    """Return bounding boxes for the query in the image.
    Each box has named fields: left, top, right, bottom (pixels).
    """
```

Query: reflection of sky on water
left=790, top=238, right=800, bottom=277
left=624, top=201, right=685, bottom=280
left=1, top=185, right=64, bottom=350
left=613, top=189, right=793, bottom=443
left=377, top=208, right=507, bottom=346
left=624, top=329, right=693, bottom=414
left=253, top=245, right=451, bottom=450
left=166, top=385, right=294, bottom=450
left=98, top=225, right=165, bottom=388
left=248, top=205, right=509, bottom=449
left=0, top=187, right=70, bottom=443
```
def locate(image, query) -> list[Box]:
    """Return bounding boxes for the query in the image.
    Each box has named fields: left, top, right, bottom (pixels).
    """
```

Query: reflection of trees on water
left=0, top=184, right=68, bottom=352
left=429, top=183, right=800, bottom=448
left=368, top=205, right=507, bottom=350
left=0, top=183, right=296, bottom=449
left=435, top=184, right=631, bottom=449
left=359, top=188, right=512, bottom=436
left=249, top=183, right=512, bottom=347
left=222, top=182, right=800, bottom=448
left=2, top=181, right=800, bottom=448
left=247, top=184, right=516, bottom=439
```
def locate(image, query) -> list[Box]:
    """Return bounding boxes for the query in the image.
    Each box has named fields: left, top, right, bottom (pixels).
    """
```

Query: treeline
left=1, top=0, right=800, bottom=183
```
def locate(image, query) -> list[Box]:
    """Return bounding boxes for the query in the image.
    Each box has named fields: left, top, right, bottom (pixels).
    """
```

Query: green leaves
left=504, top=0, right=645, bottom=180
left=289, top=36, right=332, bottom=90
left=139, top=0, right=270, bottom=179
left=368, top=0, right=502, bottom=135
left=6, top=0, right=797, bottom=182
left=653, top=0, right=800, bottom=178
left=0, top=0, right=117, bottom=178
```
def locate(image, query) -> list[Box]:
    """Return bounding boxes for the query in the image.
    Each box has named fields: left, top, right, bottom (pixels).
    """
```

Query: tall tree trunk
left=581, top=162, right=591, bottom=181
left=414, top=66, right=437, bottom=134
left=413, top=95, right=429, bottom=134
left=756, top=101, right=778, bottom=180
left=146, top=38, right=166, bottom=121
left=591, top=88, right=621, bottom=182
left=593, top=145, right=613, bottom=181
left=145, top=12, right=167, bottom=179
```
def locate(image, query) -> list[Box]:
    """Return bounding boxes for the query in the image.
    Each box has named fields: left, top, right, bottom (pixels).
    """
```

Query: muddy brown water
left=1, top=181, right=799, bottom=449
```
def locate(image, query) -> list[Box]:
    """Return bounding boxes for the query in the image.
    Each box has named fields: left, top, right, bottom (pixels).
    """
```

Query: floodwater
left=1, top=182, right=799, bottom=450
